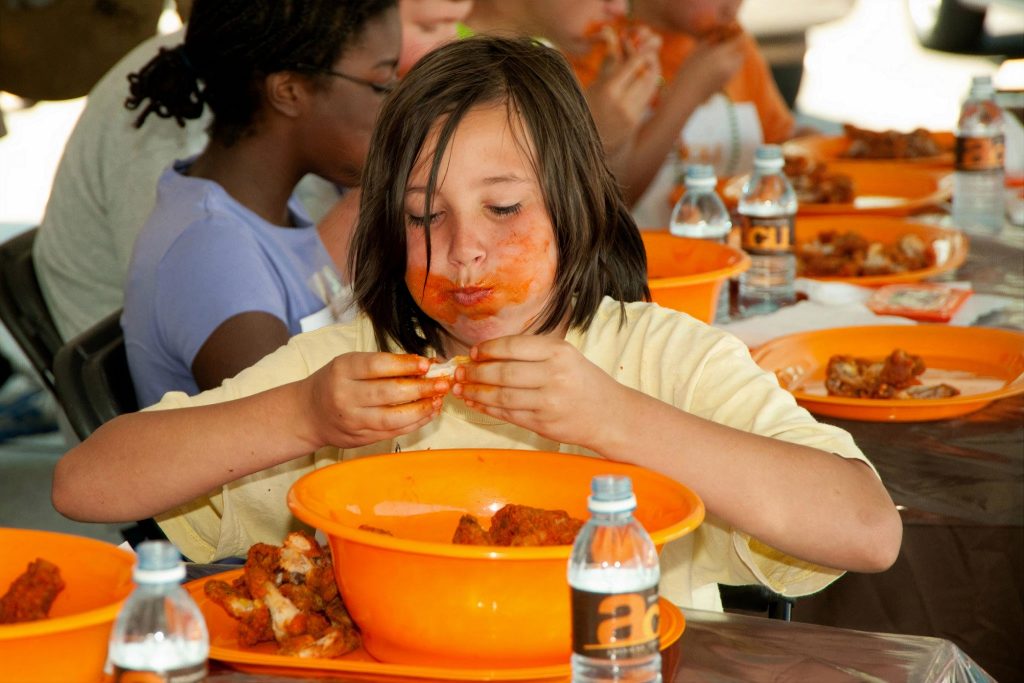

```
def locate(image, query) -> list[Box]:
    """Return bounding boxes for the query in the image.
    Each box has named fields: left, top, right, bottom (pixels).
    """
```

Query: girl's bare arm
left=52, top=353, right=446, bottom=522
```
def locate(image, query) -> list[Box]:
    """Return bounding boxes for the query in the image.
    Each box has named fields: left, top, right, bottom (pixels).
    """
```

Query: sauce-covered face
left=541, top=0, right=628, bottom=56
left=403, top=103, right=561, bottom=356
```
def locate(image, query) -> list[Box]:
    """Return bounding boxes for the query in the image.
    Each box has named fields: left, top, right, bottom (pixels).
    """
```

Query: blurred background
left=1, top=0, right=1021, bottom=230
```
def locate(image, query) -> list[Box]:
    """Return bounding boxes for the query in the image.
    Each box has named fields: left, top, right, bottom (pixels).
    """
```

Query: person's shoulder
left=284, top=313, right=378, bottom=363
left=586, top=297, right=744, bottom=350
left=592, top=297, right=711, bottom=329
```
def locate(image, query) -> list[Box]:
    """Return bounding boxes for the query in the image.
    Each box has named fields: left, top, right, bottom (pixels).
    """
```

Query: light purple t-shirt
left=123, top=160, right=339, bottom=407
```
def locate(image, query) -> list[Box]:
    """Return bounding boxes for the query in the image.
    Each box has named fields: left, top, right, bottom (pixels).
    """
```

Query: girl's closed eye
left=489, top=203, right=522, bottom=218
left=407, top=211, right=442, bottom=227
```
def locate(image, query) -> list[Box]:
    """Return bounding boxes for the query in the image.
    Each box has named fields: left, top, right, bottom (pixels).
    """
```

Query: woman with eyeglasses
left=120, top=0, right=400, bottom=409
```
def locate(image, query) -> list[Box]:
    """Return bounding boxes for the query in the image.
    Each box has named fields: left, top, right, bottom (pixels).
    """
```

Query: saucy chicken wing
left=0, top=558, right=65, bottom=624
left=825, top=349, right=959, bottom=399
left=452, top=504, right=585, bottom=547
left=204, top=531, right=360, bottom=658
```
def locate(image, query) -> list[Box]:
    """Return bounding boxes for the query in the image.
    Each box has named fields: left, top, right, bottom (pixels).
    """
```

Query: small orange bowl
left=0, top=528, right=135, bottom=683
left=642, top=231, right=750, bottom=322
left=288, top=449, right=704, bottom=669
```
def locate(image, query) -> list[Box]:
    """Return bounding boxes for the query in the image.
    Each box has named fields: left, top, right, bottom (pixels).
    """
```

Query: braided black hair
left=125, top=0, right=396, bottom=145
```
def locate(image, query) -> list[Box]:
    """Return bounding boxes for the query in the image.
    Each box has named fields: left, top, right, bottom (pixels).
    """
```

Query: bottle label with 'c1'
left=740, top=215, right=795, bottom=255
left=571, top=586, right=660, bottom=659
left=955, top=134, right=1005, bottom=172
left=112, top=663, right=206, bottom=683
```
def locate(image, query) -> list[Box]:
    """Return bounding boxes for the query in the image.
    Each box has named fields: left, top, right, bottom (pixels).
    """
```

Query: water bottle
left=669, top=164, right=733, bottom=322
left=952, top=75, right=1005, bottom=234
left=737, top=144, right=797, bottom=314
left=568, top=475, right=661, bottom=683
left=107, top=541, right=209, bottom=682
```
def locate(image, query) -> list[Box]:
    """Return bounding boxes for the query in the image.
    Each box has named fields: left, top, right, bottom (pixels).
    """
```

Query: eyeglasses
left=292, top=64, right=397, bottom=95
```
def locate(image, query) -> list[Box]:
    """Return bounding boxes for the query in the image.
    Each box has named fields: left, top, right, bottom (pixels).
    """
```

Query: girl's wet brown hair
left=350, top=35, right=649, bottom=356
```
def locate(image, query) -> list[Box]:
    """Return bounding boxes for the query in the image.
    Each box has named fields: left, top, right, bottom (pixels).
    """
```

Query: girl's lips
left=450, top=287, right=493, bottom=306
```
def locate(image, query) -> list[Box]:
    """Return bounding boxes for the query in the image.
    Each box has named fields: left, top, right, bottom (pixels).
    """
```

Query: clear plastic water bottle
left=107, top=541, right=209, bottom=682
left=568, top=475, right=661, bottom=683
left=670, top=164, right=733, bottom=322
left=737, top=144, right=797, bottom=314
left=953, top=75, right=1005, bottom=234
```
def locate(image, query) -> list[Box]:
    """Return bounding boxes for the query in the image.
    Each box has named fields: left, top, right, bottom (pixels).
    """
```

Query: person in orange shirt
left=573, top=0, right=796, bottom=227
left=464, top=0, right=663, bottom=186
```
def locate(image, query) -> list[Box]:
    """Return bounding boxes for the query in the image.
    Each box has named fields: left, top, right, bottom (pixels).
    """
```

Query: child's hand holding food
left=304, top=352, right=451, bottom=449
left=585, top=24, right=663, bottom=160
left=452, top=335, right=632, bottom=451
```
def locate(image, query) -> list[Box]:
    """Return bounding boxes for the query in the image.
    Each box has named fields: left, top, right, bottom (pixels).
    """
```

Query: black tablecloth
left=790, top=227, right=1024, bottom=682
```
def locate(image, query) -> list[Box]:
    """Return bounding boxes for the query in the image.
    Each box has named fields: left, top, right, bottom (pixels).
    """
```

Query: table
left=198, top=606, right=993, bottom=682
left=193, top=230, right=1020, bottom=682
left=790, top=229, right=1024, bottom=682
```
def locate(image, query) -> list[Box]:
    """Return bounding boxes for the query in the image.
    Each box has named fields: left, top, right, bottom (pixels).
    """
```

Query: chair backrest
left=53, top=309, right=138, bottom=440
left=0, top=227, right=64, bottom=393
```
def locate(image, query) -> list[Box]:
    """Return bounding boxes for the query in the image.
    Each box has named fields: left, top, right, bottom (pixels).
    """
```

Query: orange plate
left=187, top=569, right=685, bottom=682
left=795, top=215, right=968, bottom=286
left=0, top=528, right=135, bottom=683
left=751, top=325, right=1024, bottom=422
left=723, top=161, right=952, bottom=216
left=783, top=131, right=955, bottom=168
left=642, top=231, right=750, bottom=322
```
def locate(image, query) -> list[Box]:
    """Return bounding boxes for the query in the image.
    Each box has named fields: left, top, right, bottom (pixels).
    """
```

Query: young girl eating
left=53, top=36, right=901, bottom=611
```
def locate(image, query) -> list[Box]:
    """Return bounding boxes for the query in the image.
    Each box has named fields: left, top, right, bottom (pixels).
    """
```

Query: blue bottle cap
left=134, top=540, right=185, bottom=583
left=753, top=144, right=784, bottom=170
left=589, top=475, right=637, bottom=513
left=685, top=164, right=717, bottom=187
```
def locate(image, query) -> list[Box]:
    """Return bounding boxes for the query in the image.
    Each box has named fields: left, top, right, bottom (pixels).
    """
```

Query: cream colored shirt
left=152, top=297, right=870, bottom=610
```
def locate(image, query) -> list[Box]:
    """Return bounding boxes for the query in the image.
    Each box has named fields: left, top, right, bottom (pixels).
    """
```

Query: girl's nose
left=445, top=220, right=486, bottom=270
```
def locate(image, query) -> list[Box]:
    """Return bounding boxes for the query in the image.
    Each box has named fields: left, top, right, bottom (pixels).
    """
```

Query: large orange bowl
left=0, top=528, right=135, bottom=683
left=287, top=449, right=704, bottom=669
left=642, top=231, right=750, bottom=322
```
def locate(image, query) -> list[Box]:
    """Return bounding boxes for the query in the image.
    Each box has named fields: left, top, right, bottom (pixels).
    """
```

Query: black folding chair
left=0, top=227, right=64, bottom=393
left=52, top=309, right=163, bottom=546
left=53, top=308, right=137, bottom=440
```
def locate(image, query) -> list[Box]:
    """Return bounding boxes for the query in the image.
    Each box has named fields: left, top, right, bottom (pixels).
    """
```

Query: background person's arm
left=191, top=311, right=290, bottom=392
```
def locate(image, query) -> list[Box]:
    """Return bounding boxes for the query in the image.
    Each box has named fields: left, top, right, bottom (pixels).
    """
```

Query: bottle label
left=955, top=134, right=1005, bottom=172
left=571, top=586, right=660, bottom=659
left=112, top=662, right=206, bottom=683
left=739, top=215, right=795, bottom=255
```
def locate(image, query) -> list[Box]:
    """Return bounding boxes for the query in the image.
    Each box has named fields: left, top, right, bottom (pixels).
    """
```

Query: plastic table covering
left=195, top=229, right=1021, bottom=683
left=197, top=605, right=993, bottom=682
